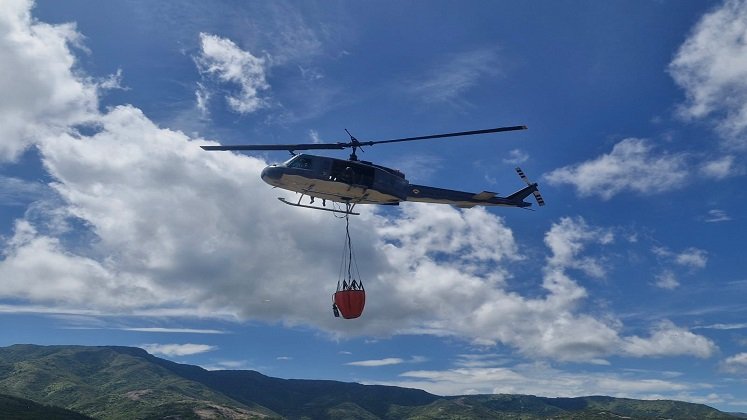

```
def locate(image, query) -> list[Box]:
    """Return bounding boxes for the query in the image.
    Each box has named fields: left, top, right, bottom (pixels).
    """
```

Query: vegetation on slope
left=0, top=344, right=278, bottom=419
left=0, top=393, right=93, bottom=419
left=0, top=344, right=738, bottom=420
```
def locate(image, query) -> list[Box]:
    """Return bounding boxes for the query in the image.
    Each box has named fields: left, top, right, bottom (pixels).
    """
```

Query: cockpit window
left=288, top=156, right=312, bottom=169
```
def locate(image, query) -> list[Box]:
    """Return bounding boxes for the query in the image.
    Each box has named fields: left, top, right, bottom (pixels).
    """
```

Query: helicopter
left=201, top=125, right=545, bottom=215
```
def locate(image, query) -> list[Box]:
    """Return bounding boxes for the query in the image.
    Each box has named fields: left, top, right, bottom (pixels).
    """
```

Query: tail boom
left=406, top=184, right=534, bottom=208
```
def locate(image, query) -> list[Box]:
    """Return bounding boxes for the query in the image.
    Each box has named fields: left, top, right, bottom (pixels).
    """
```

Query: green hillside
left=391, top=394, right=736, bottom=419
left=0, top=344, right=737, bottom=419
left=0, top=393, right=93, bottom=419
left=0, top=344, right=278, bottom=419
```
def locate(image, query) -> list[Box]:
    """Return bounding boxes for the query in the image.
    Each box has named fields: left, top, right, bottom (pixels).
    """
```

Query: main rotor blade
left=201, top=125, right=527, bottom=152
left=201, top=143, right=346, bottom=151
left=359, top=125, right=527, bottom=146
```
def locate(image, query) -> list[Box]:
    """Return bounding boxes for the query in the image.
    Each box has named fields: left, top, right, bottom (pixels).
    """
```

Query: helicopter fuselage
left=261, top=154, right=406, bottom=205
left=260, top=154, right=539, bottom=209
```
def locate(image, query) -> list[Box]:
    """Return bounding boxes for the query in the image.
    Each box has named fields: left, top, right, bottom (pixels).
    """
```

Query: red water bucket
left=334, top=289, right=366, bottom=319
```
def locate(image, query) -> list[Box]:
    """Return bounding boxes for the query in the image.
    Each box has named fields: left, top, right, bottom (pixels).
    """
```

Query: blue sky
left=2, top=0, right=747, bottom=412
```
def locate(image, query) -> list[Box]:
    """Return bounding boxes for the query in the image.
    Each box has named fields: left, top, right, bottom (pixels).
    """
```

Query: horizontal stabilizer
left=473, top=191, right=497, bottom=200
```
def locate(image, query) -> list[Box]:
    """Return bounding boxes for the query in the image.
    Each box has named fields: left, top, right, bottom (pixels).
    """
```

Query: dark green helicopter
left=202, top=125, right=544, bottom=215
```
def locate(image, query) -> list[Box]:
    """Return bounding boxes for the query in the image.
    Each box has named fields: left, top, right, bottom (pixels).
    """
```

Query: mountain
left=0, top=344, right=737, bottom=419
left=0, top=393, right=93, bottom=419
left=0, top=344, right=278, bottom=419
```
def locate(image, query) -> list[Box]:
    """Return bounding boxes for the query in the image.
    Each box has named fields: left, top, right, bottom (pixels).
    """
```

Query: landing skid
left=278, top=197, right=360, bottom=215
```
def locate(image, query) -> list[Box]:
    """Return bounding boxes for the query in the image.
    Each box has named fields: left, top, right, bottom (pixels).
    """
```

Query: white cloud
left=347, top=356, right=425, bottom=367
left=195, top=32, right=269, bottom=114
left=693, top=323, right=747, bottom=330
left=454, top=354, right=510, bottom=368
left=32, top=104, right=357, bottom=323
left=347, top=358, right=404, bottom=367
left=669, top=0, right=747, bottom=147
left=654, top=271, right=680, bottom=290
left=0, top=219, right=161, bottom=308
left=502, top=149, right=529, bottom=165
left=202, top=360, right=253, bottom=371
left=121, top=327, right=226, bottom=334
left=700, top=155, right=742, bottom=179
left=622, top=321, right=716, bottom=358
left=721, top=352, right=747, bottom=373
left=544, top=139, right=689, bottom=199
left=308, top=129, right=322, bottom=144
left=195, top=82, right=211, bottom=118
left=369, top=362, right=706, bottom=401
left=141, top=343, right=217, bottom=357
left=97, top=68, right=127, bottom=91
left=408, top=48, right=502, bottom=105
left=544, top=216, right=614, bottom=277
left=675, top=248, right=708, bottom=269
left=705, top=209, right=731, bottom=223
left=651, top=246, right=708, bottom=275
left=0, top=0, right=98, bottom=161
left=262, top=2, right=324, bottom=66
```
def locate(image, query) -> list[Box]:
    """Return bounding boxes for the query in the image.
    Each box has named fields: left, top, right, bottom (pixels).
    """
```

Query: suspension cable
left=346, top=203, right=354, bottom=283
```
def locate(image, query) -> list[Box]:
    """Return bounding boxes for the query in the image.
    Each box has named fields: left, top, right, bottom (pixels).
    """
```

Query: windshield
left=285, top=155, right=312, bottom=169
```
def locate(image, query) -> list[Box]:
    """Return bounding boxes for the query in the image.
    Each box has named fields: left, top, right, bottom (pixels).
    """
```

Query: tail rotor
left=515, top=167, right=545, bottom=207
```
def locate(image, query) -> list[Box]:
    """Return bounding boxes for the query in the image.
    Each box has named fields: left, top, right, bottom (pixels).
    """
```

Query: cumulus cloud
left=674, top=248, right=708, bottom=269
left=650, top=247, right=707, bottom=290
left=34, top=104, right=357, bottom=324
left=502, top=149, right=529, bottom=165
left=654, top=246, right=708, bottom=268
left=544, top=216, right=613, bottom=278
left=195, top=32, right=269, bottom=114
left=720, top=352, right=747, bottom=373
left=141, top=343, right=217, bottom=357
left=544, top=138, right=689, bottom=199
left=622, top=321, right=716, bottom=358
left=654, top=271, right=680, bottom=290
left=652, top=246, right=708, bottom=272
left=699, top=155, right=742, bottom=179
left=0, top=0, right=98, bottom=161
left=669, top=0, right=747, bottom=147
left=0, top=219, right=161, bottom=308
left=374, top=215, right=711, bottom=362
